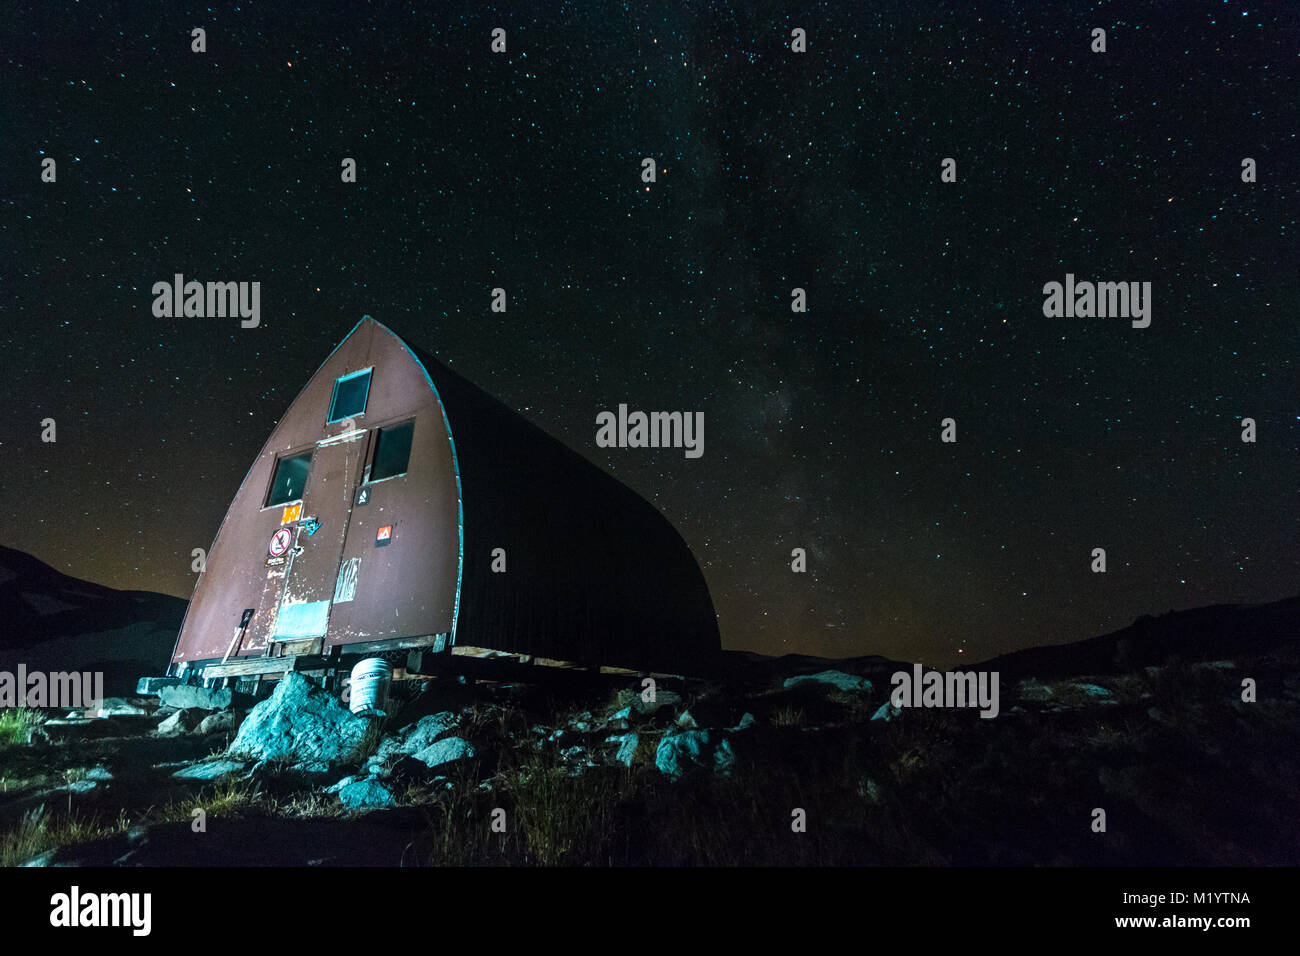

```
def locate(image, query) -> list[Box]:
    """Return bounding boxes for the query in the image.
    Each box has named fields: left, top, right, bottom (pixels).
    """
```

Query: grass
left=0, top=709, right=46, bottom=746
left=0, top=804, right=124, bottom=867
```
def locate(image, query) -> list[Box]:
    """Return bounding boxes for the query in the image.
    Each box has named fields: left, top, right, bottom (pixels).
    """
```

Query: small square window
left=267, top=451, right=312, bottom=506
left=328, top=369, right=372, bottom=423
left=370, top=420, right=414, bottom=481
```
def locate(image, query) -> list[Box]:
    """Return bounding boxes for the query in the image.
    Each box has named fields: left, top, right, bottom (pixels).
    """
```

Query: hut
left=168, top=317, right=719, bottom=688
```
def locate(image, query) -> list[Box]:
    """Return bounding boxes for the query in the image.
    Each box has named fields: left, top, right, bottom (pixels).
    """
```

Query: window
left=266, top=451, right=311, bottom=506
left=370, top=420, right=414, bottom=481
left=328, top=369, right=372, bottom=423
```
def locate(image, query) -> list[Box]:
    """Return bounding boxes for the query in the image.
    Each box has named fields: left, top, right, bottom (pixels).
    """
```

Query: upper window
left=266, top=451, right=312, bottom=506
left=328, top=369, right=372, bottom=423
left=370, top=420, right=415, bottom=481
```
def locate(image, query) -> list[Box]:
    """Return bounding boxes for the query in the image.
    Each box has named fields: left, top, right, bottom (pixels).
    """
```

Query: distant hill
left=0, top=546, right=186, bottom=694
left=721, top=595, right=1300, bottom=682
left=975, top=595, right=1300, bottom=679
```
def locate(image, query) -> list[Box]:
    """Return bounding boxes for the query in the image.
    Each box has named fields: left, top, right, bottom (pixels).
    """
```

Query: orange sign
left=281, top=503, right=302, bottom=525
left=376, top=525, right=392, bottom=547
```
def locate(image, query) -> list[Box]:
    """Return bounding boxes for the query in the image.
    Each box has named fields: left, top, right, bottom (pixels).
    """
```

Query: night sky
left=3, top=2, right=1296, bottom=667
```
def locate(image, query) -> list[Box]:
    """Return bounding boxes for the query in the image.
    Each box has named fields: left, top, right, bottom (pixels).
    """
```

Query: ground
left=2, top=646, right=1297, bottom=866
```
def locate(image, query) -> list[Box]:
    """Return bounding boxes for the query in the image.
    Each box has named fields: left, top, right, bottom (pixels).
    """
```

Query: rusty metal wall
left=172, top=317, right=720, bottom=675
left=171, top=318, right=459, bottom=664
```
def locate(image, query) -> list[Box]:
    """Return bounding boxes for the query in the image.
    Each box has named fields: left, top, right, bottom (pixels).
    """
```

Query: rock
left=712, top=738, right=736, bottom=775
left=173, top=759, right=247, bottom=780
left=336, top=779, right=396, bottom=810
left=385, top=755, right=433, bottom=782
left=675, top=710, right=698, bottom=729
left=89, top=697, right=152, bottom=718
left=870, top=702, right=901, bottom=722
left=655, top=729, right=735, bottom=778
left=197, top=710, right=244, bottom=736
left=1069, top=682, right=1114, bottom=700
left=410, top=736, right=476, bottom=770
left=606, top=733, right=639, bottom=767
left=376, top=711, right=460, bottom=759
left=29, top=717, right=142, bottom=744
left=631, top=688, right=680, bottom=716
left=783, top=670, right=874, bottom=694
left=323, top=776, right=357, bottom=794
left=158, top=684, right=236, bottom=711
left=292, top=760, right=332, bottom=775
left=137, top=676, right=184, bottom=695
left=63, top=780, right=99, bottom=794
left=227, top=672, right=380, bottom=765
left=732, top=712, right=757, bottom=731
left=1016, top=679, right=1055, bottom=703
left=84, top=765, right=113, bottom=781
left=559, top=744, right=591, bottom=773
left=156, top=708, right=206, bottom=735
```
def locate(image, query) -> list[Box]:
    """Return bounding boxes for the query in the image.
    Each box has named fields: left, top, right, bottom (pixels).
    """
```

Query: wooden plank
left=197, top=655, right=331, bottom=679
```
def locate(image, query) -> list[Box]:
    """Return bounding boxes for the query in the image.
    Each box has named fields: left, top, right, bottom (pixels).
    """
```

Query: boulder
left=731, top=712, right=757, bottom=732
left=29, top=717, right=143, bottom=744
left=631, top=688, right=680, bottom=716
left=227, top=672, right=380, bottom=765
left=173, top=759, right=247, bottom=781
left=336, top=778, right=396, bottom=810
left=323, top=776, right=358, bottom=794
left=158, top=683, right=236, bottom=711
left=291, top=760, right=332, bottom=775
left=89, top=697, right=153, bottom=718
left=410, top=736, right=476, bottom=770
left=783, top=670, right=873, bottom=694
left=197, top=710, right=244, bottom=736
left=870, top=702, right=901, bottom=722
left=607, top=732, right=639, bottom=767
left=655, top=729, right=735, bottom=778
left=1016, top=679, right=1054, bottom=703
left=137, top=676, right=184, bottom=695
left=156, top=708, right=206, bottom=735
left=376, top=711, right=460, bottom=759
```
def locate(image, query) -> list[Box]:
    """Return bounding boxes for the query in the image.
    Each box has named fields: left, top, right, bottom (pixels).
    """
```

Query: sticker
left=302, top=517, right=321, bottom=536
left=266, top=556, right=286, bottom=567
left=268, top=527, right=293, bottom=557
left=376, top=525, right=393, bottom=547
left=356, top=486, right=371, bottom=506
left=281, top=503, right=302, bottom=525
